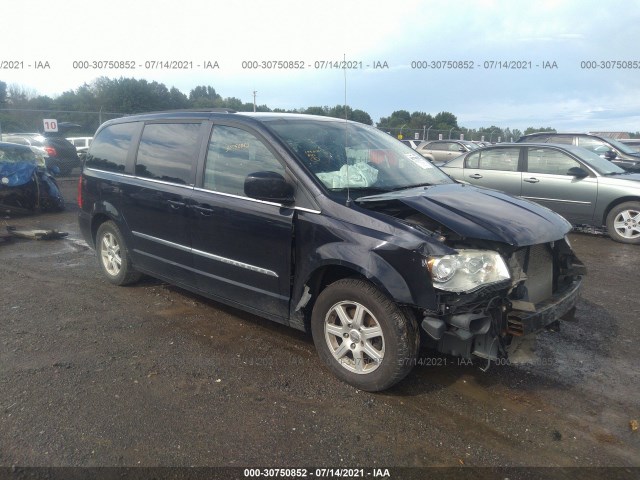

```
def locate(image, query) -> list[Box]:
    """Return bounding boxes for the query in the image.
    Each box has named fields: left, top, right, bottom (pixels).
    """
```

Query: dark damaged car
left=78, top=112, right=585, bottom=391
left=0, top=142, right=64, bottom=215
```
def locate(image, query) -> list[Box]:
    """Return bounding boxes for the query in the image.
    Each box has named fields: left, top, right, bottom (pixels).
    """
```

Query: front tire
left=96, top=221, right=141, bottom=285
left=311, top=279, right=419, bottom=392
left=606, top=201, right=640, bottom=244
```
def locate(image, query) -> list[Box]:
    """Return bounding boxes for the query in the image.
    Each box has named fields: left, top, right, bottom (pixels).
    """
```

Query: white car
left=66, top=136, right=93, bottom=159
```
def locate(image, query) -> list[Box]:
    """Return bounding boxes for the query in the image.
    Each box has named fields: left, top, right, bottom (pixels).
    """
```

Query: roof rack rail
left=173, top=108, right=237, bottom=113
left=140, top=108, right=237, bottom=115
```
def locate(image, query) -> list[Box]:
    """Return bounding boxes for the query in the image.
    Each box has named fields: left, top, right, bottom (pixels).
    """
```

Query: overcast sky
left=4, top=0, right=640, bottom=131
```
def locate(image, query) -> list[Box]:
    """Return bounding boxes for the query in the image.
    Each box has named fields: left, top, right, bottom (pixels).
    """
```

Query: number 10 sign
left=43, top=119, right=58, bottom=132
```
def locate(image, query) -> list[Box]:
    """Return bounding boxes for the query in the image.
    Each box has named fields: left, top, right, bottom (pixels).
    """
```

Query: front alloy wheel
left=324, top=301, right=385, bottom=374
left=311, top=279, right=419, bottom=392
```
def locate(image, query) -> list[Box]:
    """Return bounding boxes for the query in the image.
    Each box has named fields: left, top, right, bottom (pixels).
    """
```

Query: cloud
left=2, top=0, right=639, bottom=132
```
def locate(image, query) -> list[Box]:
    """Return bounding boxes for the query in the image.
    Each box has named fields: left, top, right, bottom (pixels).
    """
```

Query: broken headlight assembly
left=427, top=249, right=510, bottom=293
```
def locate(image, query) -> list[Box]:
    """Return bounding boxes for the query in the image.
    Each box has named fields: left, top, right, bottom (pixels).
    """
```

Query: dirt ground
left=0, top=176, right=639, bottom=474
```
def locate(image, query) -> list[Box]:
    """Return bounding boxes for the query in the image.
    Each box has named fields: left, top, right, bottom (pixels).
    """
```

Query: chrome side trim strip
left=132, top=231, right=278, bottom=278
left=84, top=168, right=194, bottom=190
left=192, top=247, right=278, bottom=278
left=522, top=196, right=591, bottom=205
left=193, top=187, right=321, bottom=214
left=84, top=168, right=133, bottom=178
left=133, top=250, right=286, bottom=300
left=193, top=187, right=282, bottom=207
left=295, top=206, right=322, bottom=214
left=133, top=231, right=191, bottom=253
left=131, top=176, right=194, bottom=190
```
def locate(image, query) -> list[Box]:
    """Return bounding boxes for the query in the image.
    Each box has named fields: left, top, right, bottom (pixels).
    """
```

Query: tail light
left=44, top=146, right=57, bottom=157
left=77, top=175, right=83, bottom=209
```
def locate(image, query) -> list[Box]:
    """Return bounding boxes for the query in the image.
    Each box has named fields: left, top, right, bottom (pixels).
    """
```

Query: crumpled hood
left=357, top=183, right=572, bottom=246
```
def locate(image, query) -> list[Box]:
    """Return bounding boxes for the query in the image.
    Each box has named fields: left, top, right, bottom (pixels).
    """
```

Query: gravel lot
left=1, top=176, right=639, bottom=475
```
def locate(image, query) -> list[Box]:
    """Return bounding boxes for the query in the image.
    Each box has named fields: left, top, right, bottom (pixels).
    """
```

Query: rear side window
left=466, top=148, right=519, bottom=171
left=429, top=143, right=447, bottom=151
left=204, top=125, right=285, bottom=196
left=135, top=123, right=200, bottom=185
left=87, top=122, right=139, bottom=173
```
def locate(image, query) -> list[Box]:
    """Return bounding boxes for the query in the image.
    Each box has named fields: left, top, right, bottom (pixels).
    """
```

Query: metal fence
left=0, top=108, right=126, bottom=137
left=382, top=127, right=509, bottom=143
left=0, top=109, right=514, bottom=143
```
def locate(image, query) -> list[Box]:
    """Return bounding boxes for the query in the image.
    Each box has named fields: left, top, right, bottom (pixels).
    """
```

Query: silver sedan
left=440, top=143, right=640, bottom=244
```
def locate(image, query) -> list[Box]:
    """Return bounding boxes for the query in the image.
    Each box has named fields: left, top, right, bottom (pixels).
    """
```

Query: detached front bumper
left=506, top=276, right=583, bottom=336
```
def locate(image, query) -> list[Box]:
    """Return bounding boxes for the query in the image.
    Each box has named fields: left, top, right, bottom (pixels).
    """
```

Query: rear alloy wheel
left=606, top=201, right=640, bottom=244
left=311, top=279, right=419, bottom=391
left=96, top=221, right=141, bottom=285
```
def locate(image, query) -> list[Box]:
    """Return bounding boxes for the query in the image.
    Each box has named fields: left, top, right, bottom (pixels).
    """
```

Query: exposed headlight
left=427, top=249, right=510, bottom=293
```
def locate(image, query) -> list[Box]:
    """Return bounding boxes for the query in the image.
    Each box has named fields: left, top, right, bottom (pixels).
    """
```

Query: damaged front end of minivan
left=357, top=183, right=586, bottom=367
left=421, top=239, right=584, bottom=365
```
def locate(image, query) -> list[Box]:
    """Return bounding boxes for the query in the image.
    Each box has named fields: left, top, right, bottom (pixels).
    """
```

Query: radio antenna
left=344, top=53, right=352, bottom=207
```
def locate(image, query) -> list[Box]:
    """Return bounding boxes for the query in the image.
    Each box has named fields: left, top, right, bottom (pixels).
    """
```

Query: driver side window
left=527, top=148, right=580, bottom=175
left=204, top=125, right=286, bottom=196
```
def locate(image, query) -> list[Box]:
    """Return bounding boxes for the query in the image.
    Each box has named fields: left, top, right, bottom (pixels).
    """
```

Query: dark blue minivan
left=78, top=111, right=585, bottom=391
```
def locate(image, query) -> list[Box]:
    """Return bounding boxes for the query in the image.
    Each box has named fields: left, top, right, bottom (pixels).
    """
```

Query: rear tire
left=96, top=221, right=141, bottom=285
left=311, top=279, right=419, bottom=392
left=606, top=201, right=640, bottom=244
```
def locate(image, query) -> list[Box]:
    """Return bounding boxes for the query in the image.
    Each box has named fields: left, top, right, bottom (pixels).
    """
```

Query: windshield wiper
left=329, top=186, right=390, bottom=192
left=390, top=182, right=433, bottom=191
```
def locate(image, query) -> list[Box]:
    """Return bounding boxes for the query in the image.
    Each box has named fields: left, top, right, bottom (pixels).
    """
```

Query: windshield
left=604, top=136, right=640, bottom=155
left=0, top=145, right=38, bottom=164
left=567, top=145, right=626, bottom=175
left=264, top=118, right=454, bottom=194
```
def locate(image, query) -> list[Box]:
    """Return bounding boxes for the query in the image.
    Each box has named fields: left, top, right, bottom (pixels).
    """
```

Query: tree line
left=1, top=77, right=637, bottom=140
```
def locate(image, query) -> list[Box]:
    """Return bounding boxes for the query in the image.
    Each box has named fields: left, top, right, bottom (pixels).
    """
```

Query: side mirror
left=459, top=147, right=466, bottom=152
left=604, top=150, right=617, bottom=160
left=567, top=167, right=588, bottom=178
left=244, top=171, right=294, bottom=204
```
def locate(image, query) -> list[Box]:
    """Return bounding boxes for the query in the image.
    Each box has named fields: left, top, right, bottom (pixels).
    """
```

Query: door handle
left=469, top=174, right=483, bottom=179
left=192, top=205, right=215, bottom=216
left=523, top=178, right=540, bottom=183
left=167, top=200, right=186, bottom=209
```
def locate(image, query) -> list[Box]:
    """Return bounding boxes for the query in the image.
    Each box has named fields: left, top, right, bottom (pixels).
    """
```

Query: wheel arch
left=89, top=201, right=128, bottom=248
left=602, top=196, right=640, bottom=226
left=297, top=258, right=414, bottom=332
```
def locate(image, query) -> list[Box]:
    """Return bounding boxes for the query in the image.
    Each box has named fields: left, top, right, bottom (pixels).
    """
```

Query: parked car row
left=440, top=143, right=640, bottom=244
left=516, top=132, right=640, bottom=172
left=619, top=138, right=640, bottom=152
left=414, top=139, right=479, bottom=163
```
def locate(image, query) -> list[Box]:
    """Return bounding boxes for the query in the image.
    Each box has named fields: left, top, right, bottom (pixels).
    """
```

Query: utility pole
left=253, top=91, right=257, bottom=112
